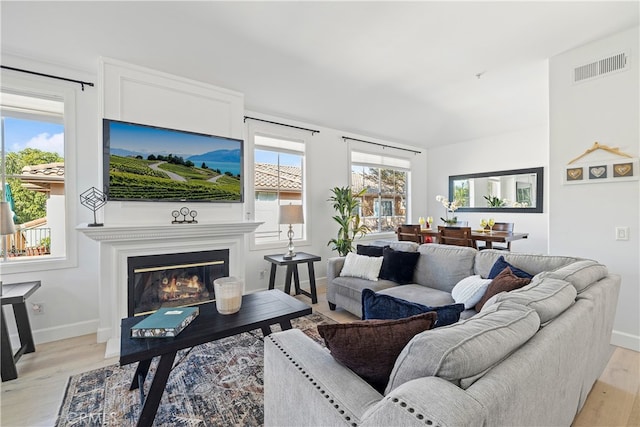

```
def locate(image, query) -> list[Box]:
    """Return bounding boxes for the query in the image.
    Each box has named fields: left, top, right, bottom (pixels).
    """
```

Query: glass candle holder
left=213, top=276, right=244, bottom=315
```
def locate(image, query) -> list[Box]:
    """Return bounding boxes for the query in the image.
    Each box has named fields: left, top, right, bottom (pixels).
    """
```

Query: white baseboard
left=105, top=337, right=119, bottom=358
left=96, top=326, right=112, bottom=344
left=7, top=319, right=99, bottom=348
left=611, top=329, right=640, bottom=352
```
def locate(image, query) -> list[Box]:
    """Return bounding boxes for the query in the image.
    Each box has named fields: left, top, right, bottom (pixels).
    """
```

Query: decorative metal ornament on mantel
left=171, top=207, right=198, bottom=224
left=79, top=187, right=107, bottom=227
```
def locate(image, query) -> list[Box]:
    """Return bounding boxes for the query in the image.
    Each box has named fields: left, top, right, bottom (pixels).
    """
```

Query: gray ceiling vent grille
left=574, top=52, right=629, bottom=83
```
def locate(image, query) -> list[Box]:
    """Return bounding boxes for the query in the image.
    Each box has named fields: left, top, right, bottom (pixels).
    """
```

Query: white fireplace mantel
left=77, top=221, right=262, bottom=242
left=77, top=221, right=261, bottom=357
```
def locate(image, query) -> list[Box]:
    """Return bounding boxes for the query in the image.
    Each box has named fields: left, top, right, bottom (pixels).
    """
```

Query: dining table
left=419, top=228, right=529, bottom=249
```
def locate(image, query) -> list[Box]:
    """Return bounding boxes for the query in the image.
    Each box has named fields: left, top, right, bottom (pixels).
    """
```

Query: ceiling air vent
left=574, top=51, right=629, bottom=84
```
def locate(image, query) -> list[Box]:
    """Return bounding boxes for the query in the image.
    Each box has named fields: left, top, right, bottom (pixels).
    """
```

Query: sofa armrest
left=264, top=328, right=382, bottom=427
left=361, top=377, right=486, bottom=427
left=326, top=256, right=346, bottom=304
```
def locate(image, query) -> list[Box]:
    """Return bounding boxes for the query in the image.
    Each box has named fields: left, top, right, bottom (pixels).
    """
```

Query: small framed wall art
left=565, top=142, right=638, bottom=185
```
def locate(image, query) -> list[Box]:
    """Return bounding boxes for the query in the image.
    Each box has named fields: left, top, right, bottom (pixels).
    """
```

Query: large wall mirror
left=449, top=167, right=544, bottom=213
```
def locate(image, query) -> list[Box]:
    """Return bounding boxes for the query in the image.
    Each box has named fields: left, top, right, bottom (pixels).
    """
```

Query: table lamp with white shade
left=279, top=204, right=304, bottom=259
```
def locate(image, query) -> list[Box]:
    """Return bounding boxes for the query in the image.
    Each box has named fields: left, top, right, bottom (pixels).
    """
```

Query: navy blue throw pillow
left=361, top=289, right=464, bottom=328
left=378, top=247, right=420, bottom=285
left=356, top=244, right=385, bottom=257
left=488, top=256, right=533, bottom=280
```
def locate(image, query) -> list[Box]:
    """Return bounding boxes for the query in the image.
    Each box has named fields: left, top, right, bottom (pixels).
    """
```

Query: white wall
left=0, top=54, right=427, bottom=346
left=242, top=110, right=428, bottom=292
left=549, top=26, right=639, bottom=351
left=1, top=54, right=101, bottom=344
left=427, top=125, right=550, bottom=254
left=5, top=26, right=637, bottom=353
left=100, top=57, right=246, bottom=225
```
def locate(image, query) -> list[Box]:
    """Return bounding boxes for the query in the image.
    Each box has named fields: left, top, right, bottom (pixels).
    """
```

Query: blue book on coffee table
left=131, top=307, right=199, bottom=338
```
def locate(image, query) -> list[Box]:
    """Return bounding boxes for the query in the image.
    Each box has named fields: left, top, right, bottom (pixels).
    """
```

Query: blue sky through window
left=255, top=149, right=300, bottom=166
left=3, top=117, right=64, bottom=156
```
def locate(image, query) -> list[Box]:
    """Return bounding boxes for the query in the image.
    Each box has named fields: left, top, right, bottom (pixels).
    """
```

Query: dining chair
left=479, top=222, right=514, bottom=251
left=437, top=226, right=476, bottom=249
left=451, top=221, right=468, bottom=227
left=396, top=225, right=423, bottom=244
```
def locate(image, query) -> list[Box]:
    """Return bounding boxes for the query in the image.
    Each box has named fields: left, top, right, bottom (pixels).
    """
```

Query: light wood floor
left=1, top=288, right=638, bottom=427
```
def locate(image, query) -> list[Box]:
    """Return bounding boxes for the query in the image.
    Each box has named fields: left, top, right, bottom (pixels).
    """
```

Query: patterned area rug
left=55, top=312, right=334, bottom=427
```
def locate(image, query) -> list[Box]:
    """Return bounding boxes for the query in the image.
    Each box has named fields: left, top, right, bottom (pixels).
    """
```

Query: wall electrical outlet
left=259, top=270, right=266, bottom=279
left=31, top=302, right=44, bottom=314
left=615, top=226, right=629, bottom=241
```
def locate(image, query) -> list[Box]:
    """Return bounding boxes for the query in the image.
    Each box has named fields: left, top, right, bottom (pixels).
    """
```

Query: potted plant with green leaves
left=39, top=236, right=51, bottom=254
left=327, top=186, right=369, bottom=256
left=484, top=195, right=506, bottom=207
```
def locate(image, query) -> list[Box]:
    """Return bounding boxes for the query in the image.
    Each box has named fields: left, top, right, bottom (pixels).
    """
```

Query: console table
left=1, top=280, right=41, bottom=381
left=264, top=252, right=321, bottom=304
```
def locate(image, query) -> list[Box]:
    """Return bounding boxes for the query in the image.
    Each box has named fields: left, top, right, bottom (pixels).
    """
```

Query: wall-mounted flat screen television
left=103, top=119, right=243, bottom=202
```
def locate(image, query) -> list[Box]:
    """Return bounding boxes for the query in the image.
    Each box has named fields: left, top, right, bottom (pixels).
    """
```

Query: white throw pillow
left=339, top=252, right=383, bottom=281
left=451, top=275, right=492, bottom=309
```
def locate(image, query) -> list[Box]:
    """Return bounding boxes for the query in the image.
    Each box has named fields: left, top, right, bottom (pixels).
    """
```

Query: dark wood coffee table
left=119, top=289, right=311, bottom=427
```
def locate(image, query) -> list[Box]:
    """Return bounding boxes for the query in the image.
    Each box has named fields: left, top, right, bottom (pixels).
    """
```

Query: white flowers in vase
left=435, top=195, right=461, bottom=225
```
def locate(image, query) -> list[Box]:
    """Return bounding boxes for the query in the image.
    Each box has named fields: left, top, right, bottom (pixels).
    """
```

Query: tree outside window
left=2, top=94, right=65, bottom=260
left=352, top=164, right=407, bottom=233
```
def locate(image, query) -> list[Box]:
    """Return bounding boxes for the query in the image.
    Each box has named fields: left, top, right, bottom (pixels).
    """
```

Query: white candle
left=214, top=277, right=243, bottom=314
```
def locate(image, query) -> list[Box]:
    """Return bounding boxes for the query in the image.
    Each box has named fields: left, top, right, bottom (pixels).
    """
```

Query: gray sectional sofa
left=264, top=242, right=621, bottom=426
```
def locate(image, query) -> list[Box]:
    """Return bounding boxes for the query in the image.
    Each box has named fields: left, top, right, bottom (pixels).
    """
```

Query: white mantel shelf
left=77, top=221, right=262, bottom=242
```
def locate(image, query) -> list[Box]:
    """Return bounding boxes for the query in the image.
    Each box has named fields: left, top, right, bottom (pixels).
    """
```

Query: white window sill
left=1, top=256, right=77, bottom=275
left=251, top=238, right=310, bottom=253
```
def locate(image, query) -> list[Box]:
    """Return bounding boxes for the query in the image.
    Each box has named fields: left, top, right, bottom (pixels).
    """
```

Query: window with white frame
left=1, top=75, right=77, bottom=273
left=351, top=151, right=409, bottom=234
left=253, top=134, right=305, bottom=246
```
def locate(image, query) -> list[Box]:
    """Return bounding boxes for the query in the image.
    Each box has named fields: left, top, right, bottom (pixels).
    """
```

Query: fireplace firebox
left=127, top=249, right=229, bottom=316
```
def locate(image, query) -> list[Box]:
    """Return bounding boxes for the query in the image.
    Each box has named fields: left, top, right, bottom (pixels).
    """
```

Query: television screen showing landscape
left=103, top=119, right=243, bottom=202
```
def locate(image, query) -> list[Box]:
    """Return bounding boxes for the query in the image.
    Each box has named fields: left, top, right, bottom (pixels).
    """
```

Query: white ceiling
left=1, top=1, right=638, bottom=148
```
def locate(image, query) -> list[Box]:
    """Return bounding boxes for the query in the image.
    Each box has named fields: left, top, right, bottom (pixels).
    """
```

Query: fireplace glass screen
left=128, top=249, right=229, bottom=316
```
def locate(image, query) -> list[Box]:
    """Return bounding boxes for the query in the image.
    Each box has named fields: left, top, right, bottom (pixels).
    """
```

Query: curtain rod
left=1, top=65, right=95, bottom=91
left=342, top=136, right=421, bottom=155
left=244, top=116, right=319, bottom=135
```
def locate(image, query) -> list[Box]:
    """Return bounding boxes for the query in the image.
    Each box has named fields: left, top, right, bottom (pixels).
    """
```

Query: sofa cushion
left=385, top=301, right=540, bottom=394
left=481, top=277, right=577, bottom=324
left=331, top=276, right=397, bottom=314
left=475, top=250, right=578, bottom=278
left=545, top=260, right=609, bottom=293
left=378, top=285, right=455, bottom=308
left=475, top=267, right=532, bottom=311
left=413, top=244, right=477, bottom=292
left=378, top=247, right=421, bottom=284
left=357, top=244, right=386, bottom=257
left=339, top=252, right=383, bottom=281
left=451, top=275, right=492, bottom=309
left=488, top=255, right=533, bottom=279
left=361, top=288, right=464, bottom=327
left=317, top=311, right=437, bottom=393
